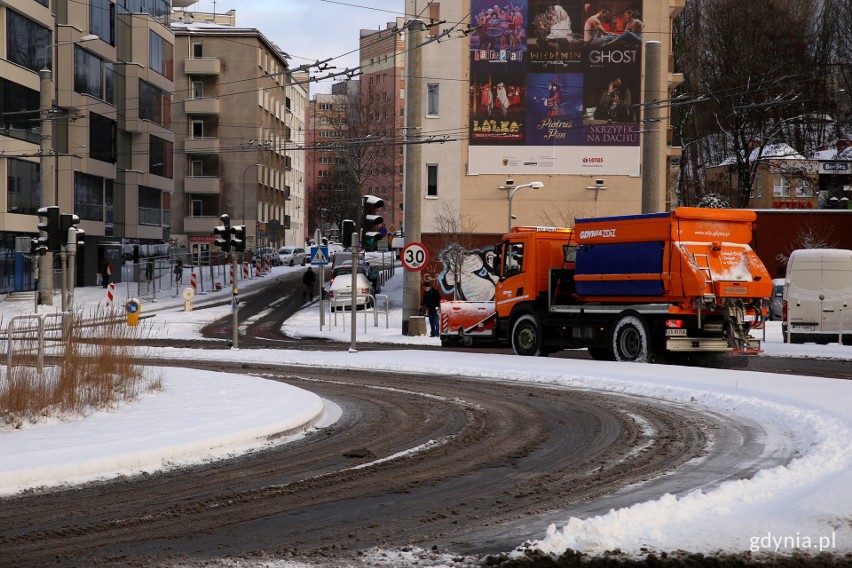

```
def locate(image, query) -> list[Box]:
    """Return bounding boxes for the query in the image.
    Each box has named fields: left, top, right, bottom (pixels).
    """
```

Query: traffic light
left=341, top=219, right=354, bottom=248
left=30, top=237, right=47, bottom=256
left=37, top=205, right=60, bottom=252
left=230, top=224, right=246, bottom=252
left=75, top=227, right=85, bottom=248
left=60, top=213, right=81, bottom=248
left=213, top=214, right=231, bottom=252
left=361, top=195, right=384, bottom=250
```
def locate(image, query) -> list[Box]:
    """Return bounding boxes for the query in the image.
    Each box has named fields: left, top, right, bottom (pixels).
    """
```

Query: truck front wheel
left=512, top=314, right=543, bottom=356
left=611, top=314, right=653, bottom=362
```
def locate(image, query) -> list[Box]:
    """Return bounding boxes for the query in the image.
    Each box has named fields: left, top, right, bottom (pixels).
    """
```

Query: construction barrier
left=104, top=282, right=116, bottom=309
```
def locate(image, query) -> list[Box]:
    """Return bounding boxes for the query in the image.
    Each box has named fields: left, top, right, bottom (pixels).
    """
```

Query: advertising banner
left=468, top=0, right=643, bottom=175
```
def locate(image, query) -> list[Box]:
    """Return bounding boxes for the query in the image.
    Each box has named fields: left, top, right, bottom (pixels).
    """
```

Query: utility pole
left=39, top=67, right=54, bottom=306
left=641, top=41, right=662, bottom=213
left=401, top=19, right=427, bottom=335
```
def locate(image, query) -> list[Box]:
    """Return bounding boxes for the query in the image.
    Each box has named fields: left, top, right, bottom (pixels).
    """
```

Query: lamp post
left=499, top=181, right=544, bottom=231
left=38, top=34, right=98, bottom=306
left=585, top=178, right=608, bottom=216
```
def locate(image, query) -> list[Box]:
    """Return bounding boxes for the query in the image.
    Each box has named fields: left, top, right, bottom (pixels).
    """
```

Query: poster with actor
left=470, top=70, right=527, bottom=145
left=527, top=0, right=584, bottom=72
left=471, top=0, right=529, bottom=65
left=524, top=73, right=585, bottom=145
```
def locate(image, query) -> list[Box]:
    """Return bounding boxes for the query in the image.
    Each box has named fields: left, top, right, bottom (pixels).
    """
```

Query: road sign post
left=401, top=241, right=429, bottom=272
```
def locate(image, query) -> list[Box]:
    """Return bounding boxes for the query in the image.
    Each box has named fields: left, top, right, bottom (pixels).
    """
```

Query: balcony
left=185, top=137, right=220, bottom=154
left=185, top=57, right=221, bottom=76
left=184, top=97, right=220, bottom=115
left=183, top=216, right=219, bottom=233
left=185, top=176, right=220, bottom=194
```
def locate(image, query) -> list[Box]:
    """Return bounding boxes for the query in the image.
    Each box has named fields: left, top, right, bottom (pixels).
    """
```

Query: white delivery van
left=783, top=248, right=852, bottom=344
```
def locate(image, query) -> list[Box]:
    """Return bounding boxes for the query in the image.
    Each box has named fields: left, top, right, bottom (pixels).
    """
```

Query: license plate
left=666, top=328, right=688, bottom=336
left=792, top=324, right=816, bottom=331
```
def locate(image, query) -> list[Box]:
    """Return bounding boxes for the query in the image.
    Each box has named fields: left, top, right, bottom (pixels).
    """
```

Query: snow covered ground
left=1, top=262, right=851, bottom=562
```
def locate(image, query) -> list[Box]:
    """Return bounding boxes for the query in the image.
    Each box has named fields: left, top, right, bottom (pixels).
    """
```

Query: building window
left=90, top=0, right=115, bottom=46
left=191, top=120, right=204, bottom=139
left=192, top=42, right=203, bottom=58
left=6, top=10, right=52, bottom=72
left=89, top=112, right=116, bottom=163
left=6, top=158, right=39, bottom=214
left=0, top=78, right=40, bottom=144
left=427, top=83, right=439, bottom=116
left=149, top=31, right=173, bottom=80
left=139, top=80, right=171, bottom=127
left=191, top=81, right=203, bottom=99
left=428, top=2, right=441, bottom=36
left=773, top=175, right=791, bottom=197
left=139, top=186, right=162, bottom=226
left=149, top=135, right=173, bottom=178
left=74, top=172, right=105, bottom=221
left=191, top=160, right=203, bottom=177
left=74, top=47, right=114, bottom=103
left=796, top=179, right=814, bottom=197
left=750, top=175, right=762, bottom=199
left=426, top=164, right=438, bottom=197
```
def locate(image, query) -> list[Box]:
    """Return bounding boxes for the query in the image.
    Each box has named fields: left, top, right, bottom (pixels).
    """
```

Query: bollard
left=191, top=271, right=198, bottom=293
left=243, top=261, right=250, bottom=280
left=104, top=282, right=116, bottom=309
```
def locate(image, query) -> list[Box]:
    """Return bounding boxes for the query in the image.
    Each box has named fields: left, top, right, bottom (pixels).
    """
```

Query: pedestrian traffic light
left=30, top=237, right=47, bottom=256
left=75, top=228, right=85, bottom=248
left=361, top=195, right=384, bottom=251
left=341, top=219, right=354, bottom=248
left=60, top=213, right=81, bottom=248
left=230, top=224, right=246, bottom=252
left=37, top=205, right=60, bottom=252
left=213, top=214, right=231, bottom=252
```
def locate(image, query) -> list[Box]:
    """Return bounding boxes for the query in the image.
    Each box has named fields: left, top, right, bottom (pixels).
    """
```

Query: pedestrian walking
left=174, top=259, right=183, bottom=285
left=421, top=281, right=441, bottom=337
left=100, top=259, right=112, bottom=288
left=302, top=266, right=316, bottom=301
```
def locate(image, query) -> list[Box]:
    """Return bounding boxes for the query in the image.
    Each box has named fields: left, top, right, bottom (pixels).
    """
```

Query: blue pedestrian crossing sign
left=310, top=246, right=330, bottom=265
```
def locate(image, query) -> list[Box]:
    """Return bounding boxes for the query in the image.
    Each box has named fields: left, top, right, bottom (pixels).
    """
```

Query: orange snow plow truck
left=440, top=207, right=773, bottom=362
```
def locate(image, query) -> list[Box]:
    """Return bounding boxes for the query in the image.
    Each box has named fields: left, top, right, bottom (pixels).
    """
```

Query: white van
left=783, top=248, right=852, bottom=344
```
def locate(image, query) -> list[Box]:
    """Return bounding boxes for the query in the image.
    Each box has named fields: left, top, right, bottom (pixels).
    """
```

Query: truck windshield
left=504, top=242, right=525, bottom=277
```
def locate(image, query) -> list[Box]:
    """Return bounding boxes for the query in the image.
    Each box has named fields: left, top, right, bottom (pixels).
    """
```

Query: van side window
left=504, top=242, right=524, bottom=277
left=563, top=244, right=577, bottom=263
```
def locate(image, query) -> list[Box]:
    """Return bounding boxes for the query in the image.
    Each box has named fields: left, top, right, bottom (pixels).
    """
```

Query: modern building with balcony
left=0, top=0, right=176, bottom=294
left=170, top=9, right=307, bottom=257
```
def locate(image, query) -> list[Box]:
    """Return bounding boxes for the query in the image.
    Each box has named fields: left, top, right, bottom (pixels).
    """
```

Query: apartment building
left=170, top=15, right=307, bottom=255
left=0, top=0, right=176, bottom=296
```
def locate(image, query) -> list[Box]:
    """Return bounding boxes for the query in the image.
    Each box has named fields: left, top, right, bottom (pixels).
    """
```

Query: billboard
left=468, top=0, right=643, bottom=175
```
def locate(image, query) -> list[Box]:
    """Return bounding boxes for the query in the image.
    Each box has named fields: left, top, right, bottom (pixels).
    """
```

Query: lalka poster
left=468, top=0, right=643, bottom=176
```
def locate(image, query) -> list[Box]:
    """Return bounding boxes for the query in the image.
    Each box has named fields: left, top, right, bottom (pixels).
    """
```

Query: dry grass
left=0, top=309, right=162, bottom=429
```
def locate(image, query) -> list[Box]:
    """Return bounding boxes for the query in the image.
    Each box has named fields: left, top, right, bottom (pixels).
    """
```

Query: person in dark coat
left=302, top=266, right=316, bottom=301
left=421, top=281, right=441, bottom=337
left=100, top=259, right=112, bottom=288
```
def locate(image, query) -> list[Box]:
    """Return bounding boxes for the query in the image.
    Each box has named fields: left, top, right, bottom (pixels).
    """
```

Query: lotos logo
left=582, top=157, right=605, bottom=163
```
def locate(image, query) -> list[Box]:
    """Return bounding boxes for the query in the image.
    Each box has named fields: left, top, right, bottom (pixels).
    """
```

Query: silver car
left=278, top=246, right=307, bottom=266
left=769, top=278, right=784, bottom=321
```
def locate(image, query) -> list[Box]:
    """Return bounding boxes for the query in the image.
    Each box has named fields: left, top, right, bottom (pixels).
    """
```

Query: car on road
left=326, top=264, right=374, bottom=310
left=278, top=246, right=307, bottom=266
left=769, top=278, right=784, bottom=320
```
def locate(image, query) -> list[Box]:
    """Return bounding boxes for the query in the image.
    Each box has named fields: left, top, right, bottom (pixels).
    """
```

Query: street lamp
left=37, top=33, right=98, bottom=307
left=586, top=178, right=608, bottom=216
left=499, top=180, right=544, bottom=231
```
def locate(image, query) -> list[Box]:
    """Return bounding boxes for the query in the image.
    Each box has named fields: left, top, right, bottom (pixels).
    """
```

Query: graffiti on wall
left=433, top=246, right=500, bottom=301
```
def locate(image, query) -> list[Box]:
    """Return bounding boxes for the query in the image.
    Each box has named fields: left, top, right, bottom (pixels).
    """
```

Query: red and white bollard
left=190, top=271, right=198, bottom=293
left=104, top=282, right=116, bottom=309
left=255, top=259, right=262, bottom=277
left=229, top=264, right=234, bottom=285
left=264, top=257, right=271, bottom=273
left=242, top=261, right=250, bottom=280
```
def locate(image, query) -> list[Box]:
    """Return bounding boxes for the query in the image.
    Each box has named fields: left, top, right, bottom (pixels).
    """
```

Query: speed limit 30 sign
left=401, top=241, right=429, bottom=271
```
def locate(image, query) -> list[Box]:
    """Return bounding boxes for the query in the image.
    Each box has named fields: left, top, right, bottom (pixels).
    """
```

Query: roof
left=717, top=143, right=806, bottom=166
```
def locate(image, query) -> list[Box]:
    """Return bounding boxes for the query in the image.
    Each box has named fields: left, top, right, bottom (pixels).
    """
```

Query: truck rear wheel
left=611, top=314, right=653, bottom=362
left=512, top=314, right=543, bottom=356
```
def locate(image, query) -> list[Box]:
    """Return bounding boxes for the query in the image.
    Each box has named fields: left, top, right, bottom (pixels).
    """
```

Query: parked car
left=326, top=264, right=374, bottom=310
left=783, top=248, right=852, bottom=344
left=256, top=247, right=282, bottom=266
left=278, top=246, right=307, bottom=266
left=768, top=278, right=785, bottom=320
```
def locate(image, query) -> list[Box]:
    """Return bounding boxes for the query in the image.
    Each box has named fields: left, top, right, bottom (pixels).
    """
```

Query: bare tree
left=775, top=225, right=838, bottom=266
left=539, top=204, right=576, bottom=228
left=672, top=0, right=847, bottom=207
